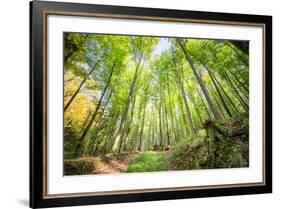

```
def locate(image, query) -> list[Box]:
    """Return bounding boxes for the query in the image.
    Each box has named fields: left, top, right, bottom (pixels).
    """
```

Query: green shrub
left=64, top=158, right=95, bottom=175
left=126, top=152, right=168, bottom=173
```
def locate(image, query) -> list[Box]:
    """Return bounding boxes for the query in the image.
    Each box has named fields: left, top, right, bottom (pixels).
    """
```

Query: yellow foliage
left=64, top=71, right=97, bottom=130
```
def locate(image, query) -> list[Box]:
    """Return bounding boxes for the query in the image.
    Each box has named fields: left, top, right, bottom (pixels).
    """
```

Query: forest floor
left=90, top=152, right=142, bottom=174
left=90, top=151, right=172, bottom=174
left=64, top=151, right=172, bottom=175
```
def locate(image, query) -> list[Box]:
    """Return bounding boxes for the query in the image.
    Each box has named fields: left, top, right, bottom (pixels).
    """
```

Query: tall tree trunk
left=178, top=80, right=196, bottom=133
left=171, top=59, right=196, bottom=133
left=188, top=92, right=203, bottom=126
left=164, top=97, right=170, bottom=146
left=228, top=70, right=249, bottom=100
left=213, top=90, right=227, bottom=119
left=211, top=71, right=239, bottom=113
left=177, top=39, right=223, bottom=120
left=83, top=87, right=114, bottom=156
left=226, top=42, right=249, bottom=65
left=122, top=94, right=136, bottom=151
left=138, top=100, right=147, bottom=151
left=178, top=96, right=190, bottom=136
left=115, top=52, right=143, bottom=153
left=158, top=96, right=164, bottom=150
left=131, top=98, right=143, bottom=151
left=74, top=61, right=115, bottom=157
left=204, top=65, right=232, bottom=117
left=223, top=69, right=249, bottom=111
left=167, top=74, right=177, bottom=144
left=196, top=88, right=212, bottom=120
left=229, top=69, right=249, bottom=95
left=64, top=61, right=99, bottom=112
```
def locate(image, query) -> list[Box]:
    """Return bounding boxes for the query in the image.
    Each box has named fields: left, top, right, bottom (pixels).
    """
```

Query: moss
left=126, top=151, right=168, bottom=173
left=168, top=113, right=249, bottom=170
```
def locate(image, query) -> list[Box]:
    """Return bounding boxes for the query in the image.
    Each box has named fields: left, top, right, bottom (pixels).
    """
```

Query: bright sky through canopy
left=152, top=38, right=171, bottom=56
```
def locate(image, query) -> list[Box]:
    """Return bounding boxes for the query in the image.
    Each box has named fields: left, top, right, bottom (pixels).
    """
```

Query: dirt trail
left=90, top=152, right=142, bottom=174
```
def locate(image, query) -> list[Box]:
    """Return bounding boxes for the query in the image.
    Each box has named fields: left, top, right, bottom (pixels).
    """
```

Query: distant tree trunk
left=131, top=99, right=143, bottom=151
left=83, top=86, right=114, bottom=156
left=177, top=39, right=223, bottom=120
left=178, top=80, right=196, bottom=133
left=223, top=69, right=249, bottom=111
left=115, top=52, right=143, bottom=153
left=164, top=97, right=170, bottom=146
left=204, top=65, right=232, bottom=117
left=104, top=112, right=120, bottom=154
left=79, top=111, right=92, bottom=135
left=171, top=58, right=196, bottom=133
left=122, top=94, right=136, bottom=151
left=229, top=69, right=249, bottom=95
left=64, top=61, right=99, bottom=112
left=188, top=92, right=203, bottom=126
left=167, top=74, right=177, bottom=143
left=74, top=61, right=115, bottom=157
left=212, top=90, right=227, bottom=120
left=178, top=96, right=190, bottom=136
left=138, top=100, right=147, bottom=151
left=210, top=71, right=239, bottom=113
left=158, top=95, right=164, bottom=150
left=196, top=87, right=212, bottom=120
left=226, top=42, right=249, bottom=66
left=228, top=70, right=249, bottom=100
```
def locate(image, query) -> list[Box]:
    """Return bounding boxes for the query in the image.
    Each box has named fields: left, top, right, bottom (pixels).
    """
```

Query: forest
left=63, top=32, right=249, bottom=175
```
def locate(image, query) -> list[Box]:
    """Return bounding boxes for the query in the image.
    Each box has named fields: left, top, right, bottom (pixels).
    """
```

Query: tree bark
left=74, top=61, right=116, bottom=157
left=205, top=65, right=232, bottom=117
left=115, top=52, right=143, bottom=153
left=223, top=69, right=249, bottom=111
left=177, top=39, right=223, bottom=120
left=64, top=61, right=99, bottom=112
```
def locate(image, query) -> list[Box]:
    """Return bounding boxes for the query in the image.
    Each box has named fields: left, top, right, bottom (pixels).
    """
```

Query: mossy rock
left=64, top=158, right=95, bottom=175
left=168, top=113, right=249, bottom=170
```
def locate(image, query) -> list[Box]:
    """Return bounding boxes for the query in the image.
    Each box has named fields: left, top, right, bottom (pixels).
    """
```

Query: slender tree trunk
left=74, top=61, right=115, bottom=157
left=138, top=100, right=147, bottom=151
left=226, top=42, right=249, bottom=65
left=196, top=88, right=212, bottom=120
left=164, top=97, right=170, bottom=146
left=223, top=69, right=249, bottom=111
left=177, top=39, right=223, bottom=120
left=131, top=98, right=143, bottom=151
left=167, top=75, right=177, bottom=144
left=178, top=80, right=196, bottom=133
left=158, top=96, right=164, bottom=150
left=64, top=61, right=99, bottom=112
left=213, top=90, right=227, bottom=119
left=229, top=69, right=249, bottom=95
left=83, top=87, right=114, bottom=156
left=211, top=71, right=239, bottom=113
left=205, top=66, right=232, bottom=117
left=115, top=52, right=143, bottom=153
left=178, top=96, right=190, bottom=136
left=188, top=92, right=203, bottom=126
left=122, top=94, right=136, bottom=151
left=228, top=70, right=249, bottom=100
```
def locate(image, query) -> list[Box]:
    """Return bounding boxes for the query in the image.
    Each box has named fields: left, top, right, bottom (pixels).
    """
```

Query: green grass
left=126, top=151, right=168, bottom=173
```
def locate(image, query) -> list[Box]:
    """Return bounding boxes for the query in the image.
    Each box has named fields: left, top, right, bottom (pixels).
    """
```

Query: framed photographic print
left=30, top=0, right=272, bottom=208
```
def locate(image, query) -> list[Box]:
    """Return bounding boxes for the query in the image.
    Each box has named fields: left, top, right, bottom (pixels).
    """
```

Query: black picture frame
left=30, top=1, right=272, bottom=208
